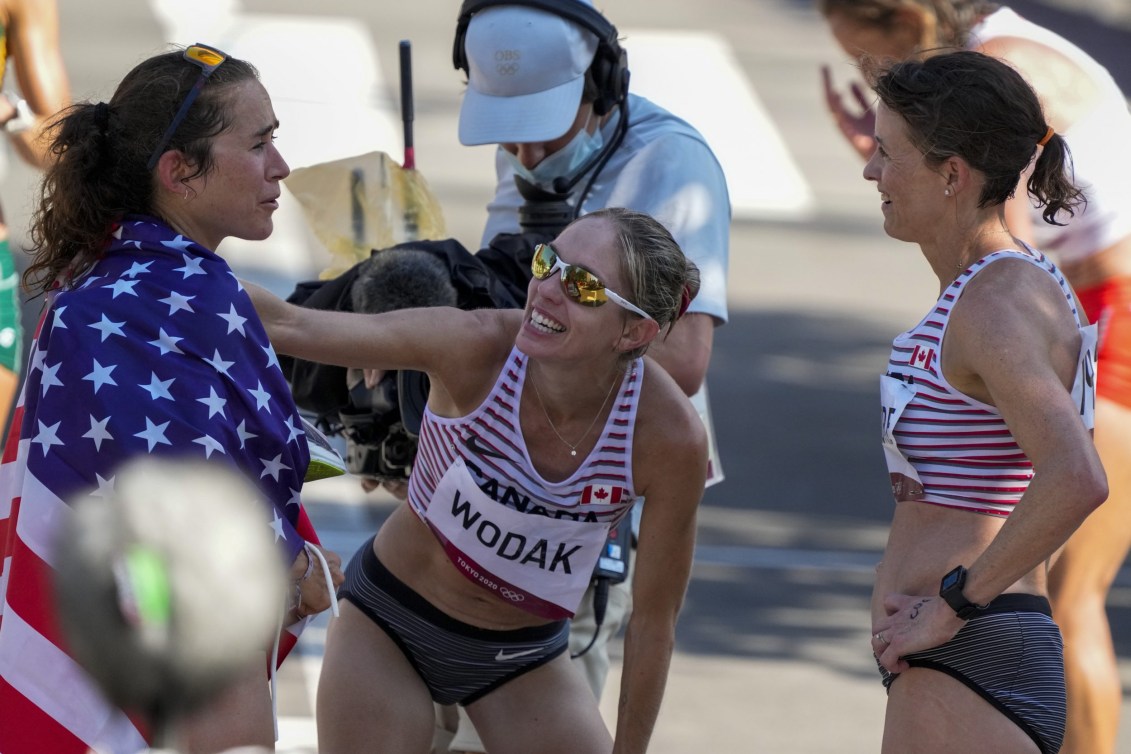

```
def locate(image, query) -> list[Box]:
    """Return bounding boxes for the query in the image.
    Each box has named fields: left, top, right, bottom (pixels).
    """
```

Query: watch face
left=941, top=570, right=961, bottom=591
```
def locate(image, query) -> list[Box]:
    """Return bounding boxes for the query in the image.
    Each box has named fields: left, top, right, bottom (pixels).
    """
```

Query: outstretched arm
left=244, top=279, right=521, bottom=412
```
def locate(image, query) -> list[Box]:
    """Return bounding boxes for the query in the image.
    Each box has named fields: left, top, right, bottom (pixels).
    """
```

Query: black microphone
left=550, top=96, right=629, bottom=195
left=551, top=137, right=608, bottom=195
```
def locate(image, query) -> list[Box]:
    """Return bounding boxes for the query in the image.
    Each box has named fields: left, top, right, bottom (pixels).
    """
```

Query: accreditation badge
left=424, top=458, right=610, bottom=620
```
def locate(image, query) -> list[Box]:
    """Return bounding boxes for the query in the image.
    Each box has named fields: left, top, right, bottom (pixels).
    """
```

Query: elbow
left=1075, top=457, right=1109, bottom=514
left=624, top=614, right=677, bottom=659
left=663, top=348, right=709, bottom=397
left=671, top=367, right=703, bottom=398
left=1084, top=469, right=1109, bottom=514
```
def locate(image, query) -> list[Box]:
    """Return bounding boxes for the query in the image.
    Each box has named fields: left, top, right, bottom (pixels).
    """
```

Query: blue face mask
left=502, top=114, right=605, bottom=192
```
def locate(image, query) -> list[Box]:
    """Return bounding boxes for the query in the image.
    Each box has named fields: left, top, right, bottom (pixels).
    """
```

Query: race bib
left=424, top=459, right=610, bottom=620
left=1073, top=323, right=1098, bottom=431
left=880, top=374, right=924, bottom=501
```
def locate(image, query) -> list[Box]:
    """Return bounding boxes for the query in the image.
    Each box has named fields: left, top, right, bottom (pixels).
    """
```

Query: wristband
left=299, top=543, right=316, bottom=581
left=3, top=94, right=33, bottom=134
left=296, top=542, right=314, bottom=583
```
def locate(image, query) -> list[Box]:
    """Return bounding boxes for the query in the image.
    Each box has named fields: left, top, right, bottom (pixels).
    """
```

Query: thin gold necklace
left=528, top=363, right=620, bottom=457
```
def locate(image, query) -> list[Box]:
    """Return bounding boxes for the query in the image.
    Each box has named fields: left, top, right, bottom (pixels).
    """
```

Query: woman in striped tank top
left=864, top=52, right=1107, bottom=754
left=820, top=5, right=1131, bottom=750
left=249, top=207, right=706, bottom=754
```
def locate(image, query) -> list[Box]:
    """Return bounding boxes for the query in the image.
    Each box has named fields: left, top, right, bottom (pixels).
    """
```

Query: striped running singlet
left=408, top=346, right=642, bottom=529
left=880, top=247, right=1097, bottom=516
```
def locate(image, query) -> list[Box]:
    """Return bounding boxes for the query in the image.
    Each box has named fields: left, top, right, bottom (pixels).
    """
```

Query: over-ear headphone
left=453, top=0, right=629, bottom=116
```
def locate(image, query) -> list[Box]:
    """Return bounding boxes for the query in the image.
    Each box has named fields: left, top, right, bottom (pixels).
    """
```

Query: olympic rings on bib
left=498, top=587, right=525, bottom=602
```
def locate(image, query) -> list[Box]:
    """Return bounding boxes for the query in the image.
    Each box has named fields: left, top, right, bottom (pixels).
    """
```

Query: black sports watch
left=939, top=565, right=985, bottom=620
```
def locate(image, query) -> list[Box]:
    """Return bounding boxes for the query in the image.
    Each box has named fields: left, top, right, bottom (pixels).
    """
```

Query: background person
left=54, top=457, right=288, bottom=754
left=449, top=3, right=731, bottom=746
left=864, top=50, right=1106, bottom=753
left=0, top=43, right=342, bottom=754
left=0, top=0, right=69, bottom=437
left=818, top=3, right=1131, bottom=751
left=249, top=207, right=707, bottom=754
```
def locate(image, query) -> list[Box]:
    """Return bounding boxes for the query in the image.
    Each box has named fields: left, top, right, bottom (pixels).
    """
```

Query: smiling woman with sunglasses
left=248, top=206, right=705, bottom=754
left=0, top=44, right=346, bottom=754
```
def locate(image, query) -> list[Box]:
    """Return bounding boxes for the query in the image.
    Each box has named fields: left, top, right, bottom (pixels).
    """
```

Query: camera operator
left=446, top=1, right=733, bottom=752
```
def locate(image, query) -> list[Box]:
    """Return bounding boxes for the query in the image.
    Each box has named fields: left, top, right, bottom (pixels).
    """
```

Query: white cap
left=458, top=2, right=600, bottom=146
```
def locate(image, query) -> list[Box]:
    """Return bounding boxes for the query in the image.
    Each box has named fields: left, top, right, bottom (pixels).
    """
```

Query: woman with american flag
left=0, top=43, right=344, bottom=753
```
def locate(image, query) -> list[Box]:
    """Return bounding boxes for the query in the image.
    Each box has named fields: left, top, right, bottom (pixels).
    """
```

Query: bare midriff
left=872, top=501, right=1048, bottom=624
left=374, top=502, right=555, bottom=630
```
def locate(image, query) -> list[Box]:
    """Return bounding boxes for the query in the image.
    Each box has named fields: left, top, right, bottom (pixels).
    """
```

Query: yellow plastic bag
left=284, top=151, right=447, bottom=279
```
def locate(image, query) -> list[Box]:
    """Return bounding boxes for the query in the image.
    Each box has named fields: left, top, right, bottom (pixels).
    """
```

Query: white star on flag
left=83, top=359, right=118, bottom=393
left=83, top=415, right=114, bottom=450
left=107, top=278, right=140, bottom=298
left=140, top=372, right=175, bottom=401
left=162, top=235, right=194, bottom=253
left=237, top=420, right=258, bottom=449
left=148, top=328, right=185, bottom=355
left=247, top=381, right=272, bottom=412
left=135, top=417, right=173, bottom=451
left=268, top=510, right=287, bottom=542
left=197, top=386, right=227, bottom=418
left=123, top=260, right=153, bottom=278
left=158, top=291, right=195, bottom=315
left=260, top=453, right=290, bottom=481
left=262, top=343, right=280, bottom=370
left=205, top=349, right=235, bottom=377
left=32, top=420, right=64, bottom=455
left=39, top=362, right=64, bottom=396
left=219, top=304, right=248, bottom=336
left=174, top=253, right=206, bottom=278
left=193, top=434, right=226, bottom=459
left=89, top=314, right=126, bottom=342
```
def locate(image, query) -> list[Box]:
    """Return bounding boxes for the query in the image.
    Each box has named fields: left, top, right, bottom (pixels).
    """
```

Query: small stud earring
left=944, top=188, right=951, bottom=196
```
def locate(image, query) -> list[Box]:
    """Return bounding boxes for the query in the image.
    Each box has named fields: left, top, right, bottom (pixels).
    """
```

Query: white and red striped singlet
left=407, top=346, right=643, bottom=528
left=881, top=247, right=1097, bottom=516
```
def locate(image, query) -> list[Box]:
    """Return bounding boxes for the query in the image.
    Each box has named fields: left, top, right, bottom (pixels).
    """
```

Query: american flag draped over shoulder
left=0, top=216, right=318, bottom=754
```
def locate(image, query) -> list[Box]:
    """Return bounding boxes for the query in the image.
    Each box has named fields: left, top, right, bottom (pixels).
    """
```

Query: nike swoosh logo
left=495, top=647, right=541, bottom=662
left=465, top=433, right=507, bottom=459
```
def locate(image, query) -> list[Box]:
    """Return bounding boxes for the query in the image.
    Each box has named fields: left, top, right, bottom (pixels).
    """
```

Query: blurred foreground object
left=285, top=151, right=446, bottom=278
left=53, top=457, right=287, bottom=749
